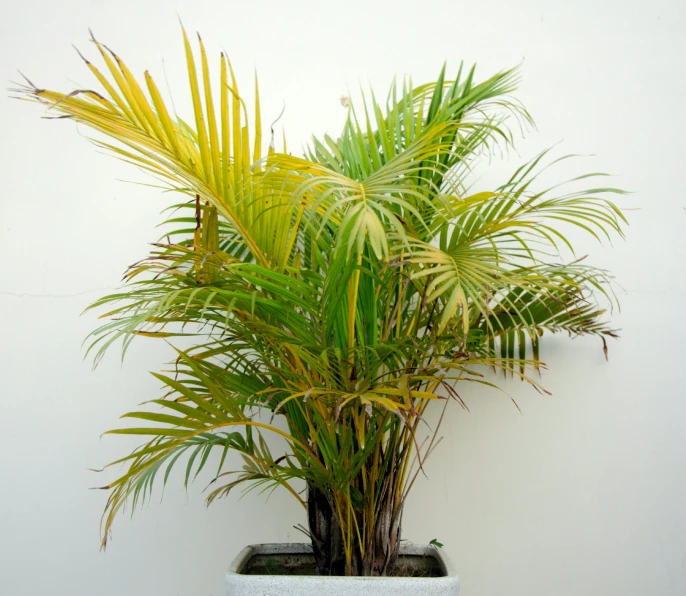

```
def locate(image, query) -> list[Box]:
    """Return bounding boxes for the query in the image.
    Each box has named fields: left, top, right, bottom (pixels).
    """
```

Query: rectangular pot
left=226, top=542, right=460, bottom=595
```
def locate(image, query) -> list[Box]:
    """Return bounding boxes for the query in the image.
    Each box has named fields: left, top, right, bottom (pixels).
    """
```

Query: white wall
left=2, top=1, right=685, bottom=594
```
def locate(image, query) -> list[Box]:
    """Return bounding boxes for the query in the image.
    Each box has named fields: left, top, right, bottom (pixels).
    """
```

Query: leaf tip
left=72, top=44, right=90, bottom=65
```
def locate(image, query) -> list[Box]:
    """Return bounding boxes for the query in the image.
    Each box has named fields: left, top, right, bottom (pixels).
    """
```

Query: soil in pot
left=241, top=551, right=445, bottom=578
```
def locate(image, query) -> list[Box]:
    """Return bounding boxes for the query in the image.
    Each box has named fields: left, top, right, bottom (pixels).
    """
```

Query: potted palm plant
left=16, top=29, right=625, bottom=594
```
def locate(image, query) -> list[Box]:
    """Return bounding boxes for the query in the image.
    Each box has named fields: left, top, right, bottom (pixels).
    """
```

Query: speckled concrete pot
left=225, top=542, right=460, bottom=595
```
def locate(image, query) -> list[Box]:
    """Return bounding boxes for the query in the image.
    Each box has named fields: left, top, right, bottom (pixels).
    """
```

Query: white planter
left=225, top=542, right=460, bottom=596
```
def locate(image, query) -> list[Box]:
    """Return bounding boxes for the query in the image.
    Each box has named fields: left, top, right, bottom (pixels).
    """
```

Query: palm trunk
left=360, top=492, right=403, bottom=576
left=306, top=482, right=403, bottom=576
left=307, top=483, right=347, bottom=575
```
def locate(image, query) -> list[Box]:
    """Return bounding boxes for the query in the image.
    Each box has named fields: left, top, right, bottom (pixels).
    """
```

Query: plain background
left=2, top=1, right=685, bottom=595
